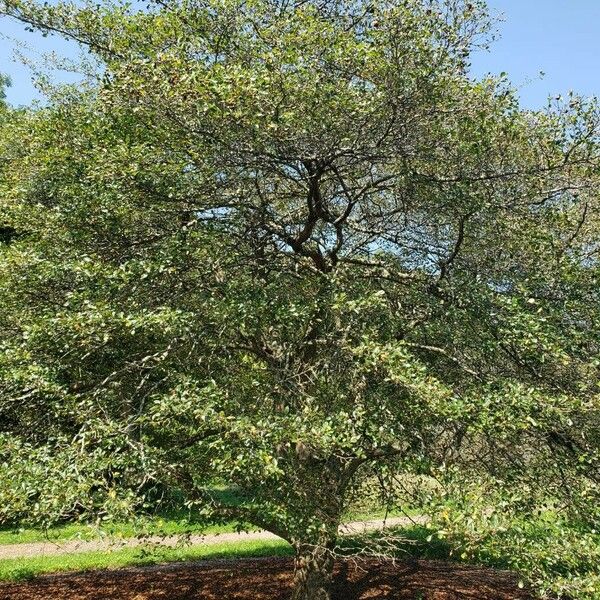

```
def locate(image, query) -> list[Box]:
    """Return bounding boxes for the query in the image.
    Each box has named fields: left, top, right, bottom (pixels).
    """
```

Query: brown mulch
left=0, top=557, right=534, bottom=599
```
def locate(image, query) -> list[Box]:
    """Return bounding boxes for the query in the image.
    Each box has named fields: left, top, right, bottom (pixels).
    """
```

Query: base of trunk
left=291, top=543, right=334, bottom=600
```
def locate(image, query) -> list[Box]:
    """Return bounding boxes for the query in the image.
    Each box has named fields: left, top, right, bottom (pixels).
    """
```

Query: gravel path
left=0, top=516, right=426, bottom=560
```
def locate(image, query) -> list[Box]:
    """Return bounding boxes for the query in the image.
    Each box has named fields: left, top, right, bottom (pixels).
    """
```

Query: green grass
left=0, top=487, right=255, bottom=545
left=0, top=523, right=440, bottom=583
left=0, top=538, right=293, bottom=582
left=0, top=510, right=254, bottom=546
left=339, top=524, right=452, bottom=561
left=0, top=492, right=418, bottom=546
left=344, top=505, right=420, bottom=522
left=0, top=524, right=433, bottom=583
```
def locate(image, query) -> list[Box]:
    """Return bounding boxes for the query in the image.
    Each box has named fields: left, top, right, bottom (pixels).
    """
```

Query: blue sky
left=1, top=0, right=600, bottom=108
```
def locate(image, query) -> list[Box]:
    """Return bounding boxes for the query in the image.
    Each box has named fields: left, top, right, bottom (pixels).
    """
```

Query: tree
left=0, top=1, right=599, bottom=598
left=0, top=75, right=22, bottom=246
left=0, top=74, right=9, bottom=106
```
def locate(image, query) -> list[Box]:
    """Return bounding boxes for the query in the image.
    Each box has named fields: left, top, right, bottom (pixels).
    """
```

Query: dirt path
left=0, top=516, right=426, bottom=560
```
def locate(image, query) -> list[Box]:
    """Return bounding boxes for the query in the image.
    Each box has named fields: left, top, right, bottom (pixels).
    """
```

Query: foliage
left=0, top=74, right=9, bottom=107
left=427, top=496, right=600, bottom=599
left=0, top=0, right=599, bottom=598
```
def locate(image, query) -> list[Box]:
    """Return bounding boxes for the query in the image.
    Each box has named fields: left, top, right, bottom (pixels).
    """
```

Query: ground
left=0, top=517, right=419, bottom=559
left=0, top=557, right=534, bottom=599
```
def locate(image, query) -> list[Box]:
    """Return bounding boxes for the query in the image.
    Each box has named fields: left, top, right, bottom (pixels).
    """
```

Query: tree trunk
left=291, top=542, right=335, bottom=600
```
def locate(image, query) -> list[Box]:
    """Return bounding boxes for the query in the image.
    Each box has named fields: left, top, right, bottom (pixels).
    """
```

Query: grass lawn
left=0, top=486, right=425, bottom=583
left=0, top=510, right=253, bottom=546
left=0, top=538, right=294, bottom=582
left=0, top=524, right=437, bottom=583
left=0, top=491, right=417, bottom=546
left=0, top=506, right=415, bottom=546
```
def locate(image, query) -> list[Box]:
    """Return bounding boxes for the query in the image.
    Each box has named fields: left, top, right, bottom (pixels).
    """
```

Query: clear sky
left=1, top=0, right=600, bottom=108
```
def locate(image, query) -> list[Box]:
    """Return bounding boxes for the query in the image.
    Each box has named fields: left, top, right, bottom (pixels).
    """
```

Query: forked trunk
left=291, top=542, right=335, bottom=600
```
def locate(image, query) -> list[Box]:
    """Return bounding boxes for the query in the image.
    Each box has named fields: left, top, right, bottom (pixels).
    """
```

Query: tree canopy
left=0, top=1, right=599, bottom=598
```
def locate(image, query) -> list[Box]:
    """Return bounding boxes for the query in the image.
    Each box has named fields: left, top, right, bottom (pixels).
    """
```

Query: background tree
left=0, top=74, right=8, bottom=106
left=0, top=74, right=19, bottom=245
left=0, top=1, right=599, bottom=598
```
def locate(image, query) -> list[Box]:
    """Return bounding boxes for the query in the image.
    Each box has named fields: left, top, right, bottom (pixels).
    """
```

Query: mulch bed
left=0, top=557, right=535, bottom=599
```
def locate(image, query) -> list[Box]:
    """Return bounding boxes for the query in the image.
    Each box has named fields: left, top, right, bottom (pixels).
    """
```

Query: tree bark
left=291, top=542, right=335, bottom=600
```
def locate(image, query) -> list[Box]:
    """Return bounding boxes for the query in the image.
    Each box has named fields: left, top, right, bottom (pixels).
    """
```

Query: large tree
left=0, top=1, right=599, bottom=598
